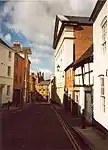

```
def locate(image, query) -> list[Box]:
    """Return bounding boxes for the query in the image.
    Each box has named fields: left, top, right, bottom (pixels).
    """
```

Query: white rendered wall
left=93, top=0, right=108, bottom=129
left=55, top=26, right=74, bottom=104
left=0, top=43, right=14, bottom=104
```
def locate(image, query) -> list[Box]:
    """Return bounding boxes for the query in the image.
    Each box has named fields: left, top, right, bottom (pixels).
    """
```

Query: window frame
left=9, top=51, right=12, bottom=59
left=99, top=75, right=105, bottom=112
left=7, top=85, right=10, bottom=96
left=101, top=16, right=107, bottom=54
left=7, top=66, right=11, bottom=76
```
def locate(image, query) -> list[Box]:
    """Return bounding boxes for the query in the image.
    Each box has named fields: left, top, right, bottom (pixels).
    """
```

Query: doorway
left=85, top=91, right=93, bottom=124
left=0, top=88, right=3, bottom=106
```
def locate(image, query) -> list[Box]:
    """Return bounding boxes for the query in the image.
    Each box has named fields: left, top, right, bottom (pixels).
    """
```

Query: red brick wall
left=14, top=53, right=25, bottom=89
left=74, top=25, right=93, bottom=61
left=14, top=54, right=30, bottom=90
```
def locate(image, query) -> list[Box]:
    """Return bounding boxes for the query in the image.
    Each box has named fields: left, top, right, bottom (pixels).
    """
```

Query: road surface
left=1, top=103, right=75, bottom=150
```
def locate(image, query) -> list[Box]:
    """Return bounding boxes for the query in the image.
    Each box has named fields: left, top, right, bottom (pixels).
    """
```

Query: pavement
left=53, top=103, right=108, bottom=150
left=1, top=103, right=74, bottom=150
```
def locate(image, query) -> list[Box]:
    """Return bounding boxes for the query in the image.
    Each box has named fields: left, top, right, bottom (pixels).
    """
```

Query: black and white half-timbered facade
left=73, top=45, right=93, bottom=124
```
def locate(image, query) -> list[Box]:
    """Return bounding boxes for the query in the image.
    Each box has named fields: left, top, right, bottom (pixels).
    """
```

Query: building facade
left=90, top=0, right=108, bottom=131
left=49, top=74, right=56, bottom=103
left=73, top=45, right=93, bottom=123
left=13, top=41, right=31, bottom=106
left=36, top=80, right=50, bottom=101
left=0, top=38, right=14, bottom=106
left=53, top=15, right=93, bottom=106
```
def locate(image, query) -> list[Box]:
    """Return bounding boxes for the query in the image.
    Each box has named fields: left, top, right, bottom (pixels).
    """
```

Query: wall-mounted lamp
left=106, top=69, right=108, bottom=77
left=57, top=64, right=60, bottom=72
left=57, top=64, right=64, bottom=78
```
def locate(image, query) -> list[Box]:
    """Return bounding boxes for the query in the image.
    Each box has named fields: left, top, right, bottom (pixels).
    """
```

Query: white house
left=90, top=0, right=108, bottom=131
left=73, top=45, right=93, bottom=123
left=53, top=15, right=74, bottom=104
left=0, top=38, right=14, bottom=106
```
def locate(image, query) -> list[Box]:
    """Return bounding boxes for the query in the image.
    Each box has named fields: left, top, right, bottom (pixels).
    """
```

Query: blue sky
left=0, top=0, right=97, bottom=79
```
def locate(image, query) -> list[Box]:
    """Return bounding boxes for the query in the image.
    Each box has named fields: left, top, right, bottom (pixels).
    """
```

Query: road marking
left=51, top=106, right=82, bottom=150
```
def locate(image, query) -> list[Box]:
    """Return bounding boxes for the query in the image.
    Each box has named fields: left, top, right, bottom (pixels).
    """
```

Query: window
left=7, top=85, right=10, bottom=96
left=7, top=66, right=11, bottom=76
left=9, top=51, right=12, bottom=59
left=15, top=75, right=17, bottom=83
left=15, top=56, right=18, bottom=67
left=101, top=17, right=107, bottom=54
left=20, top=76, right=22, bottom=83
left=100, top=75, right=105, bottom=112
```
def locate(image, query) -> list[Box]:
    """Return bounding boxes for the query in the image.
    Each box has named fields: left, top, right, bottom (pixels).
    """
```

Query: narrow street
left=1, top=103, right=74, bottom=150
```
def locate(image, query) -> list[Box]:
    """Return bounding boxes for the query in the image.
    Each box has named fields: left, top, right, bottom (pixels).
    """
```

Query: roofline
left=53, top=17, right=92, bottom=49
left=0, top=38, right=15, bottom=52
left=15, top=53, right=31, bottom=63
left=90, top=0, right=106, bottom=22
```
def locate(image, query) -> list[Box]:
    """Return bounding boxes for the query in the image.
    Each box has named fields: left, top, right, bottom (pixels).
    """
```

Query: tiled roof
left=73, top=44, right=93, bottom=67
left=64, top=16, right=93, bottom=25
left=38, top=80, right=50, bottom=86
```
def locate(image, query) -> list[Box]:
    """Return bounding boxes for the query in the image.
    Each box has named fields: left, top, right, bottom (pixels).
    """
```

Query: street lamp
left=57, top=64, right=64, bottom=78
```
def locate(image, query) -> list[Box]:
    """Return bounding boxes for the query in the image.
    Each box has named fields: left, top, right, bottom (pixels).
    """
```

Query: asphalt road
left=1, top=103, right=74, bottom=150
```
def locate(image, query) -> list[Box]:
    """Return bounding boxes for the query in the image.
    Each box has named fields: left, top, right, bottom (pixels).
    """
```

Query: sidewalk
left=53, top=103, right=108, bottom=150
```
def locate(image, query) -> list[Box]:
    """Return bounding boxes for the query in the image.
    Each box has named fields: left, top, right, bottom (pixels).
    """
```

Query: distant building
left=35, top=72, right=44, bottom=84
left=0, top=38, right=14, bottom=106
left=36, top=80, right=50, bottom=101
left=49, top=74, right=56, bottom=103
left=90, top=0, right=108, bottom=132
left=29, top=73, right=36, bottom=93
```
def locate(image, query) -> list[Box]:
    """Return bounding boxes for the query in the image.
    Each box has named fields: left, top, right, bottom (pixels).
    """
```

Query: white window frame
left=100, top=75, right=105, bottom=112
left=101, top=16, right=107, bottom=54
left=7, top=66, right=11, bottom=76
left=7, top=85, right=10, bottom=96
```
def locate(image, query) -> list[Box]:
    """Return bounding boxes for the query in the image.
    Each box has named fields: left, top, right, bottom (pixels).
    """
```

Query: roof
left=73, top=44, right=93, bottom=68
left=90, top=0, right=107, bottom=22
left=64, top=16, right=92, bottom=25
left=38, top=80, right=50, bottom=86
left=0, top=38, right=12, bottom=50
left=53, top=15, right=93, bottom=49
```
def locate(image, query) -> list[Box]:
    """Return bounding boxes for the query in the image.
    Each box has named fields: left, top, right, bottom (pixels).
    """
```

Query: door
left=85, top=91, right=93, bottom=123
left=0, top=88, right=2, bottom=106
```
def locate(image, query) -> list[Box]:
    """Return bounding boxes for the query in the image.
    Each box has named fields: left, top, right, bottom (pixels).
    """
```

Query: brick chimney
left=42, top=72, right=44, bottom=79
left=13, top=41, right=21, bottom=52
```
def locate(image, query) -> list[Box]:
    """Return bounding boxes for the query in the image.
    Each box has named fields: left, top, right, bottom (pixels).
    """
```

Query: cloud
left=29, top=57, right=42, bottom=65
left=1, top=0, right=97, bottom=73
left=4, top=33, right=12, bottom=43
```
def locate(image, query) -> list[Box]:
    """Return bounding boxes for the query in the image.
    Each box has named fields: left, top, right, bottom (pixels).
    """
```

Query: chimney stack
left=13, top=41, right=21, bottom=52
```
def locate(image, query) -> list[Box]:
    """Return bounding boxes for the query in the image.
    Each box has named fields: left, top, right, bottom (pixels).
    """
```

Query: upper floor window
left=9, top=51, right=12, bottom=59
left=99, top=75, right=105, bottom=112
left=7, top=85, right=10, bottom=96
left=15, top=56, right=18, bottom=67
left=7, top=66, right=11, bottom=76
left=101, top=16, right=107, bottom=54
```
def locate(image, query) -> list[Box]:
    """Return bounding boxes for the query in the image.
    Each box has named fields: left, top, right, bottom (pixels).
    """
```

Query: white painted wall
left=55, top=26, right=74, bottom=104
left=0, top=43, right=14, bottom=105
left=93, top=0, right=108, bottom=129
left=75, top=62, right=93, bottom=116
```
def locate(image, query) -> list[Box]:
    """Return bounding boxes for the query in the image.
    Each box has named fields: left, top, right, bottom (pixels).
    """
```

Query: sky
left=0, top=0, right=97, bottom=79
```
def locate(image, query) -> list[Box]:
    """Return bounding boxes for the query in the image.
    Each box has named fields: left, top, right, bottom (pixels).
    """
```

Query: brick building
left=53, top=15, right=93, bottom=113
left=13, top=52, right=31, bottom=106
